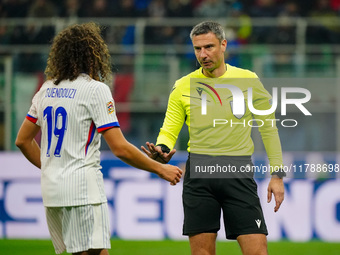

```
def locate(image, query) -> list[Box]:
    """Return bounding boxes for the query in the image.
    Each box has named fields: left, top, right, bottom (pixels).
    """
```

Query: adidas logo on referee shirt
left=255, top=219, right=261, bottom=228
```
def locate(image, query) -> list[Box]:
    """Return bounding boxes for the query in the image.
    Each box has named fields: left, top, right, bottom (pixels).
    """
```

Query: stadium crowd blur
left=1, top=0, right=340, bottom=45
left=1, top=0, right=340, bottom=72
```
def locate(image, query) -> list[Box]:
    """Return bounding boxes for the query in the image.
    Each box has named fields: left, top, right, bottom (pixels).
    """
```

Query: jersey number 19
left=43, top=106, right=68, bottom=157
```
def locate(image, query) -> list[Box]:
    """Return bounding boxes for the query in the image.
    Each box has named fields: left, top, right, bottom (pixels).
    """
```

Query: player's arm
left=92, top=84, right=181, bottom=184
left=102, top=127, right=182, bottom=185
left=15, top=118, right=41, bottom=169
left=252, top=79, right=285, bottom=212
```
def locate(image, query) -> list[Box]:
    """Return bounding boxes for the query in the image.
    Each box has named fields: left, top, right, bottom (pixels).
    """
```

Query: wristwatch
left=271, top=168, right=286, bottom=178
left=156, top=144, right=170, bottom=154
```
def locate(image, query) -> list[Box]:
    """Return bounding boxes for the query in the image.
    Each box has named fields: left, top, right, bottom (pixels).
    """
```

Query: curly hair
left=45, top=22, right=112, bottom=85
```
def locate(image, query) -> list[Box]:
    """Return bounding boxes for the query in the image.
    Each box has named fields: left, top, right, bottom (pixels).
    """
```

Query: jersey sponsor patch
left=106, top=101, right=115, bottom=114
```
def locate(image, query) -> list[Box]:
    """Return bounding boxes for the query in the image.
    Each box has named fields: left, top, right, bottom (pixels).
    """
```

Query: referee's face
left=192, top=32, right=227, bottom=77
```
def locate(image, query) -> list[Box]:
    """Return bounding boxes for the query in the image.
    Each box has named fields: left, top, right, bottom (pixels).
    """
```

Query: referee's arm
left=252, top=81, right=283, bottom=170
left=156, top=84, right=186, bottom=151
left=252, top=81, right=285, bottom=212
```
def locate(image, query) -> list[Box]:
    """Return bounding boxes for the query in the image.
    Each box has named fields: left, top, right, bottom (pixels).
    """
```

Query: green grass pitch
left=0, top=239, right=340, bottom=254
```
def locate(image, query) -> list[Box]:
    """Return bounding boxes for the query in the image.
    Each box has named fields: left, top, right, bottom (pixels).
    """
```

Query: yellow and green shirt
left=156, top=64, right=283, bottom=168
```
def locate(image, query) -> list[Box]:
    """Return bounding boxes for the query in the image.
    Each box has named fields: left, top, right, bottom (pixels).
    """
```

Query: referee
left=142, top=21, right=285, bottom=255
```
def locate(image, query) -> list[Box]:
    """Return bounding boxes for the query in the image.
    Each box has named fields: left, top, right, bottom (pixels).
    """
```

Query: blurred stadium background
left=1, top=0, right=340, bottom=254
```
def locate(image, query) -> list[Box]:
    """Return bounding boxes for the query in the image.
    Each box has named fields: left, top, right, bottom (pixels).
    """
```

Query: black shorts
left=182, top=153, right=268, bottom=240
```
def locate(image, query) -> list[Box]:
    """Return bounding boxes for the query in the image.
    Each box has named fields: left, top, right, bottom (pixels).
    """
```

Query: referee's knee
left=237, top=233, right=268, bottom=255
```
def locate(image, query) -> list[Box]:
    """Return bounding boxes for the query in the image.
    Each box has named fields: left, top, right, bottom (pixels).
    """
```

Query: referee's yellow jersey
left=156, top=64, right=283, bottom=168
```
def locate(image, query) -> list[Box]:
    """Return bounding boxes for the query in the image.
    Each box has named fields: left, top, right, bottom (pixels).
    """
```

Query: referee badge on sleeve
left=106, top=101, right=115, bottom=114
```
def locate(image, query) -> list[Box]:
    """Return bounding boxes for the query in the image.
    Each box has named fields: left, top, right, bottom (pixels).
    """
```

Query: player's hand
left=158, top=164, right=183, bottom=185
left=267, top=176, right=284, bottom=212
left=141, top=142, right=176, bottom=164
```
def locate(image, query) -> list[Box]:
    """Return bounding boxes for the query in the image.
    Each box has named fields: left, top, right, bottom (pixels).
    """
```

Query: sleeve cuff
left=97, top=122, right=120, bottom=132
left=26, top=114, right=38, bottom=124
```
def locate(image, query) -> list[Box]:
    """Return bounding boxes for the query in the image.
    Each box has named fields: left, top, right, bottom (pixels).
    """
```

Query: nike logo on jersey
left=255, top=219, right=261, bottom=228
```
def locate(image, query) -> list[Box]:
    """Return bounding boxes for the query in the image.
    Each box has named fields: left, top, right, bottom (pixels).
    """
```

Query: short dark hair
left=190, top=21, right=225, bottom=42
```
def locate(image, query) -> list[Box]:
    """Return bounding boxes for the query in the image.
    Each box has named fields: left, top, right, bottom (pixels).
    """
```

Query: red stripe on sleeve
left=26, top=114, right=38, bottom=124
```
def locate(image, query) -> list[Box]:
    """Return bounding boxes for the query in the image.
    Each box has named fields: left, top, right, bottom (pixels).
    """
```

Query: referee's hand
left=141, top=142, right=176, bottom=164
left=267, top=176, right=285, bottom=212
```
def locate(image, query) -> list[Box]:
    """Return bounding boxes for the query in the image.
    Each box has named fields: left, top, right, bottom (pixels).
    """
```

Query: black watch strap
left=271, top=168, right=286, bottom=178
left=156, top=144, right=170, bottom=154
